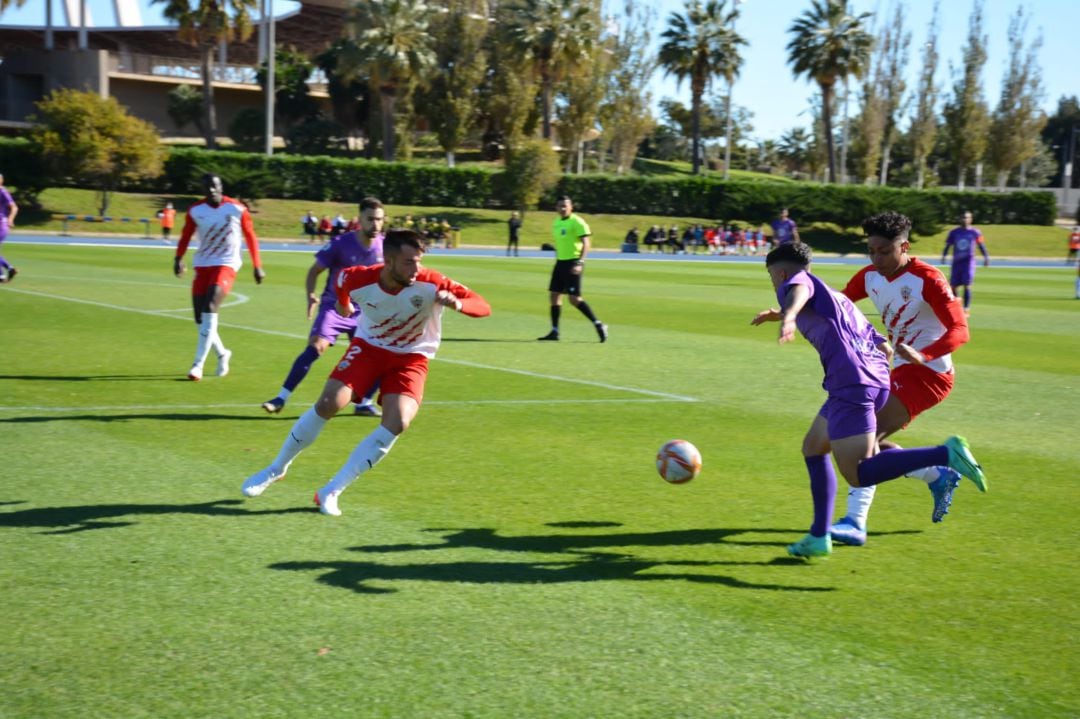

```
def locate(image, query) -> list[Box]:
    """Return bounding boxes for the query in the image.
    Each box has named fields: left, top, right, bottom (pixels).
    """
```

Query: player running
left=174, top=173, right=264, bottom=380
left=0, top=172, right=18, bottom=282
left=941, top=210, right=989, bottom=314
left=241, top=229, right=491, bottom=516
left=830, top=211, right=973, bottom=546
left=752, top=242, right=987, bottom=558
left=261, top=197, right=386, bottom=417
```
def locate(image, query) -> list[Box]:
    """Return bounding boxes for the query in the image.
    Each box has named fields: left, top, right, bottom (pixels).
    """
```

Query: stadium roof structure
left=0, top=0, right=353, bottom=65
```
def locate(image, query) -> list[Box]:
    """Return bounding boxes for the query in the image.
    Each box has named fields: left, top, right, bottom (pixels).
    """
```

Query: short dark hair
left=383, top=228, right=426, bottom=256
left=557, top=195, right=573, bottom=204
left=766, top=241, right=813, bottom=268
left=861, top=211, right=912, bottom=242
left=359, top=196, right=383, bottom=213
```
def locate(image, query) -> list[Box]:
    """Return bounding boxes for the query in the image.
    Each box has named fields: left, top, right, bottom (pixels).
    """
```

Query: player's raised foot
left=261, top=396, right=285, bottom=414
left=313, top=486, right=342, bottom=516
left=929, top=468, right=962, bottom=523
left=353, top=403, right=382, bottom=417
left=537, top=330, right=560, bottom=341
left=943, top=436, right=987, bottom=492
left=829, top=517, right=867, bottom=546
left=787, top=533, right=831, bottom=558
left=242, top=466, right=286, bottom=497
left=215, top=349, right=232, bottom=377
left=595, top=322, right=608, bottom=343
left=187, top=365, right=203, bottom=381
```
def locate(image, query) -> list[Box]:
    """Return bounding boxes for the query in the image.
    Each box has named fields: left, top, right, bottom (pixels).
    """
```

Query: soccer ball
left=656, top=439, right=702, bottom=484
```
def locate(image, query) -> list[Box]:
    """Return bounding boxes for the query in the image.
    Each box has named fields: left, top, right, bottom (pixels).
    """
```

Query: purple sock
left=805, top=455, right=836, bottom=538
left=0, top=255, right=9, bottom=270
left=283, top=345, right=322, bottom=392
left=857, top=446, right=949, bottom=487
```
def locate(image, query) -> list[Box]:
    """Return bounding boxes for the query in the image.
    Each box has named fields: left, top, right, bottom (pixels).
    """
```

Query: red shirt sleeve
left=914, top=263, right=969, bottom=361
left=841, top=266, right=872, bottom=302
left=175, top=209, right=197, bottom=259
left=437, top=273, right=491, bottom=317
left=239, top=204, right=261, bottom=268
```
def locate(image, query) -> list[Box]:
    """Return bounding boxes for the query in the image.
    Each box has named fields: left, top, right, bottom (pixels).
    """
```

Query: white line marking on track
left=1, top=286, right=701, bottom=402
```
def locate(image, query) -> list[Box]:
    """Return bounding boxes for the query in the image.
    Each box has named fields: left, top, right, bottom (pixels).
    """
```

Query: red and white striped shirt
left=176, top=196, right=261, bottom=271
left=336, top=265, right=491, bottom=358
left=842, top=257, right=969, bottom=374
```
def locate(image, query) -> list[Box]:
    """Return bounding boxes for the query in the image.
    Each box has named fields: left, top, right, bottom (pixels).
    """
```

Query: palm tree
left=153, top=0, right=257, bottom=150
left=338, top=0, right=436, bottom=161
left=504, top=0, right=596, bottom=141
left=786, top=0, right=873, bottom=183
left=658, top=1, right=744, bottom=175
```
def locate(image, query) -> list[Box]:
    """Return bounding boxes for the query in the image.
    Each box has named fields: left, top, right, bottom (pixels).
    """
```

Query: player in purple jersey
left=0, top=173, right=19, bottom=282
left=769, top=207, right=800, bottom=246
left=262, top=197, right=386, bottom=416
left=941, top=210, right=989, bottom=313
left=751, top=242, right=987, bottom=558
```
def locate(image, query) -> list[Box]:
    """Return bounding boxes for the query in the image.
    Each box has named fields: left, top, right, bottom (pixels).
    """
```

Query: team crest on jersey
left=411, top=296, right=424, bottom=309
left=900, top=285, right=912, bottom=301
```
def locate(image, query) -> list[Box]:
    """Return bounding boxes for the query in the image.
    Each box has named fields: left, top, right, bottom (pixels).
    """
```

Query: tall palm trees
left=786, top=0, right=873, bottom=183
left=153, top=0, right=257, bottom=150
left=338, top=0, right=437, bottom=162
left=658, top=1, right=744, bottom=175
left=504, top=0, right=596, bottom=142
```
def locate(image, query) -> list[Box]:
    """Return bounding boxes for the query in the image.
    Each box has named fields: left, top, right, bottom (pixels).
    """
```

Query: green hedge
left=0, top=140, right=1057, bottom=230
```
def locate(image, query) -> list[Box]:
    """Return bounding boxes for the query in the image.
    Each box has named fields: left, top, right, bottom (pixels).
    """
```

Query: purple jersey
left=314, top=231, right=383, bottom=310
left=779, top=270, right=889, bottom=393
left=0, top=187, right=12, bottom=225
left=771, top=218, right=797, bottom=244
left=944, top=227, right=986, bottom=267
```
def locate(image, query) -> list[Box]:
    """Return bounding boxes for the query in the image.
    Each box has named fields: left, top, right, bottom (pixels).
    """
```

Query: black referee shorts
left=548, top=259, right=583, bottom=295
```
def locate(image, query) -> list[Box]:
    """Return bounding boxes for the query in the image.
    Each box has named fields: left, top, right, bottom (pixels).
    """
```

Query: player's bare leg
left=315, top=393, right=420, bottom=516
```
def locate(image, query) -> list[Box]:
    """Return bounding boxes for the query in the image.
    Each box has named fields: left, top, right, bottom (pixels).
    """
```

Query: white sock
left=193, top=313, right=223, bottom=367
left=278, top=388, right=293, bottom=401
left=192, top=316, right=213, bottom=368
left=905, top=466, right=940, bottom=484
left=205, top=312, right=227, bottom=356
left=325, top=425, right=399, bottom=493
left=270, top=407, right=328, bottom=472
left=845, top=485, right=877, bottom=528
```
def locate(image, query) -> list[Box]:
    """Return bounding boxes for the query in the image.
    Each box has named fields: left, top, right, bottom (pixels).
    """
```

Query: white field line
left=0, top=398, right=689, bottom=414
left=1, top=287, right=702, bottom=403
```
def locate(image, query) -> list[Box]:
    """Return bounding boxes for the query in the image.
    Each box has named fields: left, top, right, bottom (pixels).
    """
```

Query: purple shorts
left=949, top=264, right=975, bottom=286
left=818, top=385, right=889, bottom=441
left=0, top=221, right=8, bottom=243
left=310, top=306, right=357, bottom=344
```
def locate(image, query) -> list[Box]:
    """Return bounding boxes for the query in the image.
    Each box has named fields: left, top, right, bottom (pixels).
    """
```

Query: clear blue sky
left=644, top=0, right=1080, bottom=140
left=4, top=0, right=1077, bottom=142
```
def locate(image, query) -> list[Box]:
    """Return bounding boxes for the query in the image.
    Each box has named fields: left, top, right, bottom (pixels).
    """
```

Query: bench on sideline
left=58, top=215, right=153, bottom=238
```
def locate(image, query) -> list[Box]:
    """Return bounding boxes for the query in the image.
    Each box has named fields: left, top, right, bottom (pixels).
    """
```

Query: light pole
left=263, top=0, right=275, bottom=157
left=1065, top=124, right=1078, bottom=214
left=723, top=0, right=744, bottom=180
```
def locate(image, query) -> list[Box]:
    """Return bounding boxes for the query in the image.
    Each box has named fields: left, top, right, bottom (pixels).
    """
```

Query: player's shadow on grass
left=0, top=498, right=311, bottom=534
left=270, top=554, right=834, bottom=595
left=0, top=374, right=181, bottom=382
left=350, top=526, right=820, bottom=554
left=0, top=413, right=269, bottom=424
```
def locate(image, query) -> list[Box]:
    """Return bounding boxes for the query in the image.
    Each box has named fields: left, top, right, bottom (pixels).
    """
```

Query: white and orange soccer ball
left=656, top=439, right=702, bottom=484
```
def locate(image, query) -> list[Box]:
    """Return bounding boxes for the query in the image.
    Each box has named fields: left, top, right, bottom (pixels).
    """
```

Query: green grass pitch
left=1, top=243, right=1077, bottom=718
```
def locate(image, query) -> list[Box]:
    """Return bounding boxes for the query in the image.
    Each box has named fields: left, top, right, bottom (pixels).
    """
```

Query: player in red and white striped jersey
left=831, top=211, right=978, bottom=546
left=173, top=173, right=265, bottom=380
left=241, top=229, right=491, bottom=516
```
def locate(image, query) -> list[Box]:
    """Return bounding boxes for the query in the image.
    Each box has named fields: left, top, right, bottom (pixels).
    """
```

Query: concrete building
left=0, top=0, right=349, bottom=142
